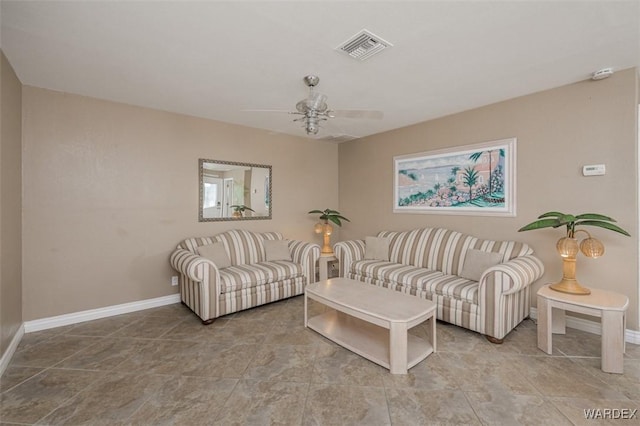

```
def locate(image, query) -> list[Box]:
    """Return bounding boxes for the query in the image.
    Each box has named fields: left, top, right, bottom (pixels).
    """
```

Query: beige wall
left=1, top=51, right=23, bottom=355
left=339, top=68, right=639, bottom=330
left=15, top=67, right=640, bottom=332
left=22, top=86, right=338, bottom=321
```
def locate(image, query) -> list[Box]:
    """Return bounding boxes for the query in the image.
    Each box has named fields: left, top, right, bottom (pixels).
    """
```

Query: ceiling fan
left=248, top=75, right=383, bottom=135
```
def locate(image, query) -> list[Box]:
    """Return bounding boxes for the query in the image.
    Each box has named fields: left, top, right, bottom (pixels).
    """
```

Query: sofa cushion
left=422, top=274, right=479, bottom=304
left=377, top=227, right=534, bottom=275
left=178, top=230, right=286, bottom=266
left=459, top=249, right=502, bottom=281
left=215, top=229, right=267, bottom=265
left=364, top=236, right=390, bottom=261
left=379, top=228, right=476, bottom=274
left=219, top=260, right=304, bottom=293
left=351, top=259, right=478, bottom=304
left=350, top=260, right=443, bottom=289
left=197, top=242, right=231, bottom=269
left=264, top=240, right=292, bottom=261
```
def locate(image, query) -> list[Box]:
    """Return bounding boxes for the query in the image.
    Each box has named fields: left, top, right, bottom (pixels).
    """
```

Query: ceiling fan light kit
left=294, top=75, right=384, bottom=135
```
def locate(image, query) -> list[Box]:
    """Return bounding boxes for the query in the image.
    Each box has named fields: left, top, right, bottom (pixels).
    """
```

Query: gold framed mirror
left=199, top=159, right=272, bottom=222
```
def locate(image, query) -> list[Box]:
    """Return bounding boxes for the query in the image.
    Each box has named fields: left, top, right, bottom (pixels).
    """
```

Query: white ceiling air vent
left=336, top=29, right=392, bottom=61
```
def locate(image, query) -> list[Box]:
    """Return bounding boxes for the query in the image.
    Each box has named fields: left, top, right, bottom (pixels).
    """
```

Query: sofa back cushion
left=178, top=230, right=284, bottom=266
left=197, top=242, right=232, bottom=268
left=378, top=228, right=533, bottom=275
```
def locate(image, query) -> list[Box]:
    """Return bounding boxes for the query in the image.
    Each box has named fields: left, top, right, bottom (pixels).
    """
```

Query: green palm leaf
left=327, top=216, right=342, bottom=226
left=519, top=211, right=630, bottom=237
left=538, top=211, right=565, bottom=219
left=576, top=213, right=617, bottom=222
left=518, top=218, right=561, bottom=232
left=575, top=220, right=630, bottom=236
left=309, top=208, right=350, bottom=227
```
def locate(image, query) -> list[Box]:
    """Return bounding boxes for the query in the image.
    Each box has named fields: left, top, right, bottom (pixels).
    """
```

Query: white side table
left=537, top=284, right=628, bottom=374
left=318, top=255, right=338, bottom=281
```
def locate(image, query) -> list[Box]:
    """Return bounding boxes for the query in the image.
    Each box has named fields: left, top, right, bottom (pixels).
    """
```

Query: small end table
left=537, top=284, right=628, bottom=374
left=318, top=255, right=338, bottom=281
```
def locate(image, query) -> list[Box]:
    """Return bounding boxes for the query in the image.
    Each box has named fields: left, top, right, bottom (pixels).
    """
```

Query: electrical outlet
left=171, top=276, right=179, bottom=286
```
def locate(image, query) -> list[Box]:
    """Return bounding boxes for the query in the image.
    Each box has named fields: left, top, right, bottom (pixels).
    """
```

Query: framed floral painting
left=393, top=138, right=516, bottom=216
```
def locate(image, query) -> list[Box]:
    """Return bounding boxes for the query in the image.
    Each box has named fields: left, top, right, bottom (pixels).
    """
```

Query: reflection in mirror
left=199, top=159, right=272, bottom=222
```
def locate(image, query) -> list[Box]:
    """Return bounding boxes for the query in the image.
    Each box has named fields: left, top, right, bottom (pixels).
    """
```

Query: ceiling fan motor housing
left=303, top=75, right=320, bottom=87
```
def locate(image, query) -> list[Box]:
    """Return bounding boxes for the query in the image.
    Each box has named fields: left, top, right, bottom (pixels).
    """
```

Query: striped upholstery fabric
left=170, top=249, right=220, bottom=322
left=349, top=260, right=477, bottom=303
left=334, top=227, right=544, bottom=340
left=379, top=228, right=533, bottom=275
left=218, top=277, right=306, bottom=316
left=349, top=259, right=441, bottom=288
left=179, top=229, right=273, bottom=265
left=220, top=261, right=304, bottom=292
left=334, top=239, right=366, bottom=277
left=170, top=229, right=320, bottom=323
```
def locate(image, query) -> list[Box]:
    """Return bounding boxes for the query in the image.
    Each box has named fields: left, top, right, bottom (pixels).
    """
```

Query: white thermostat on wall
left=582, top=164, right=606, bottom=176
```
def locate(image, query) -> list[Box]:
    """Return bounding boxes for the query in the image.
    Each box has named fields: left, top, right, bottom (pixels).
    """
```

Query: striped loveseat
left=334, top=228, right=544, bottom=342
left=170, top=229, right=320, bottom=324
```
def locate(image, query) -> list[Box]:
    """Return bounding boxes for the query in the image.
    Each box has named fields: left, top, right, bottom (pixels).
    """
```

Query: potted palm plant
left=518, top=211, right=629, bottom=295
left=309, top=209, right=350, bottom=256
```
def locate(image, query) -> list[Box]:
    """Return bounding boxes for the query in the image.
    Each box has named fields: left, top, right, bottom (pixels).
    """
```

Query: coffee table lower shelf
left=307, top=310, right=433, bottom=371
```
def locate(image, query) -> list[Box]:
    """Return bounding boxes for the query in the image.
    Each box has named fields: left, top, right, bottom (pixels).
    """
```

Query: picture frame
left=393, top=138, right=516, bottom=216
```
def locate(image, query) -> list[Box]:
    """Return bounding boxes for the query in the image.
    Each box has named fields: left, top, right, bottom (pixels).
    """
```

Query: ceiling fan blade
left=330, top=109, right=384, bottom=120
left=242, top=109, right=295, bottom=114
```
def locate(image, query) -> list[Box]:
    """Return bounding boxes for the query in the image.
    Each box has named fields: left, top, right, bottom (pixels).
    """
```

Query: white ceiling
left=2, top=1, right=639, bottom=141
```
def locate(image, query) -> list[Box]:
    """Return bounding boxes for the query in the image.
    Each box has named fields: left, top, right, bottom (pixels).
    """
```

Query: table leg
left=623, top=312, right=626, bottom=354
left=428, top=314, right=436, bottom=353
left=389, top=322, right=408, bottom=374
left=304, top=293, right=308, bottom=327
left=551, top=308, right=566, bottom=334
left=319, top=258, right=328, bottom=281
left=537, top=295, right=553, bottom=354
left=601, top=310, right=624, bottom=374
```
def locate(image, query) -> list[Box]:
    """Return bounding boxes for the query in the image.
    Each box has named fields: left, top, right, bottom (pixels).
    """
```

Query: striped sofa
left=334, top=228, right=544, bottom=342
left=170, top=229, right=320, bottom=324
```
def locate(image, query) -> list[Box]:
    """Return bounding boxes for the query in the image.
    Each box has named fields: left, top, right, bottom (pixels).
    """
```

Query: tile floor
left=1, top=296, right=639, bottom=425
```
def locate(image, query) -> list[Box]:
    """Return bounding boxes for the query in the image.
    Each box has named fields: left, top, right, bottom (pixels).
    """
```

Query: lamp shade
left=314, top=222, right=324, bottom=234
left=556, top=237, right=579, bottom=258
left=580, top=237, right=605, bottom=258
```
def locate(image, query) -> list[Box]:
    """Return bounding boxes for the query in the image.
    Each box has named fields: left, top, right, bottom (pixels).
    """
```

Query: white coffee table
left=305, top=277, right=436, bottom=374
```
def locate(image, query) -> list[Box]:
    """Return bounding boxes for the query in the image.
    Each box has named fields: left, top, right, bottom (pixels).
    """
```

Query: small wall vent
left=336, top=29, right=392, bottom=61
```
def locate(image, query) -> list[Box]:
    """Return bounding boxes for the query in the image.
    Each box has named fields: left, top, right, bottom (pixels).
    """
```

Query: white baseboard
left=530, top=307, right=640, bottom=345
left=24, top=293, right=181, bottom=333
left=0, top=324, right=25, bottom=377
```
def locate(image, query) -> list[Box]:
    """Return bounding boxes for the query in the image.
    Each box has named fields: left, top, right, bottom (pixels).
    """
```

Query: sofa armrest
left=170, top=248, right=223, bottom=322
left=479, top=255, right=545, bottom=295
left=287, top=240, right=321, bottom=283
left=170, top=248, right=221, bottom=282
left=478, top=255, right=544, bottom=339
left=333, top=240, right=366, bottom=277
